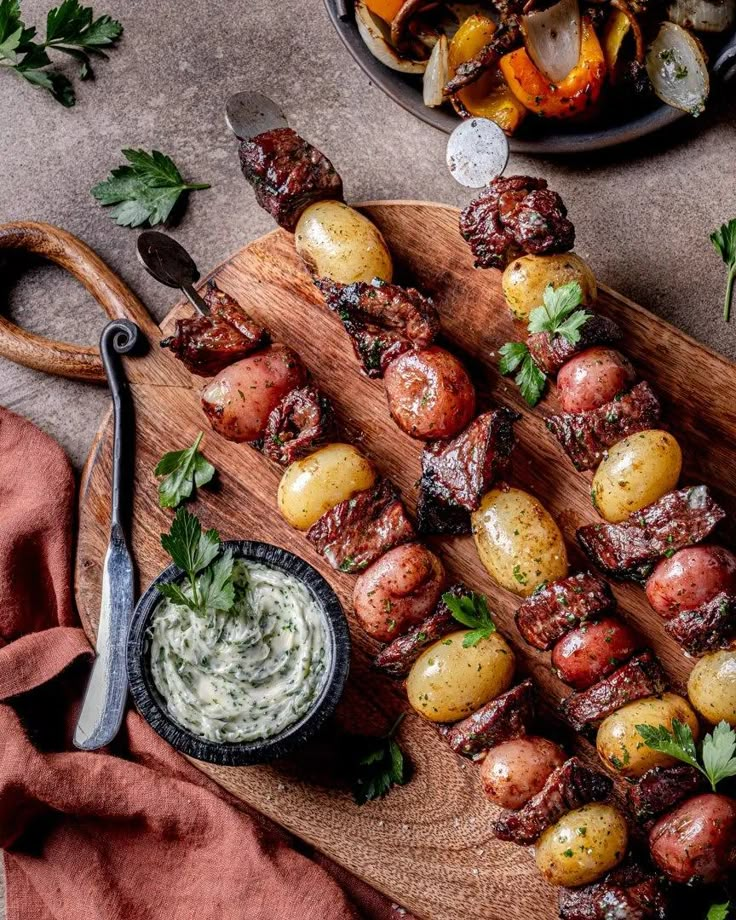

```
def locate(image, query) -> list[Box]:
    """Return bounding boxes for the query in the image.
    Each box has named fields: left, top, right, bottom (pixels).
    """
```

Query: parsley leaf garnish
left=157, top=508, right=234, bottom=614
left=92, top=148, right=210, bottom=227
left=499, top=341, right=546, bottom=407
left=636, top=719, right=736, bottom=791
left=442, top=590, right=496, bottom=647
left=527, top=282, right=589, bottom=344
left=154, top=432, right=215, bottom=509
left=707, top=901, right=732, bottom=920
left=710, top=219, right=736, bottom=322
left=349, top=713, right=409, bottom=804
left=45, top=0, right=122, bottom=79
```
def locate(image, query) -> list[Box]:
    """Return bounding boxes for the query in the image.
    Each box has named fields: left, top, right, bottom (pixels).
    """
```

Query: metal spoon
left=74, top=318, right=139, bottom=750
left=137, top=230, right=208, bottom=315
left=446, top=117, right=509, bottom=189
left=225, top=91, right=288, bottom=141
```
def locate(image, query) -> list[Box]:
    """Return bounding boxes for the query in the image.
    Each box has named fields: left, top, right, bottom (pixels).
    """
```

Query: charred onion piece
left=390, top=0, right=430, bottom=50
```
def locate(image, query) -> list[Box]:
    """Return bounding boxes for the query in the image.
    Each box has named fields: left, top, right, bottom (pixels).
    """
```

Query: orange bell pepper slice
left=363, top=0, right=404, bottom=24
left=500, top=17, right=606, bottom=119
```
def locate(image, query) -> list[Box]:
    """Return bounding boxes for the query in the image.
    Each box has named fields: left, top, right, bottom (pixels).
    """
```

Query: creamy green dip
left=148, top=559, right=330, bottom=743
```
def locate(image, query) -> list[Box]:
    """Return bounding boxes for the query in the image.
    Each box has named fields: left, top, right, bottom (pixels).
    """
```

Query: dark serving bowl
left=127, top=540, right=350, bottom=766
left=324, top=0, right=736, bottom=154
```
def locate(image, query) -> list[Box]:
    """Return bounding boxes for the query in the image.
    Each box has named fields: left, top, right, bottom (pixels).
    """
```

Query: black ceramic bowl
left=127, top=540, right=350, bottom=766
left=324, top=0, right=736, bottom=154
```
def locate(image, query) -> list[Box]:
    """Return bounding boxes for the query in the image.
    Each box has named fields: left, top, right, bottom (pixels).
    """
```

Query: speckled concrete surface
left=0, top=1, right=735, bottom=912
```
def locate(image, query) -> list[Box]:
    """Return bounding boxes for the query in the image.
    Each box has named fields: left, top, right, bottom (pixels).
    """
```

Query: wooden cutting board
left=62, top=202, right=736, bottom=920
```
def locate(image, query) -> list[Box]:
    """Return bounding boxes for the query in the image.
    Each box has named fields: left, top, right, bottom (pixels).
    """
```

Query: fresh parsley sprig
left=349, top=713, right=409, bottom=805
left=154, top=432, right=215, bottom=509
left=92, top=149, right=210, bottom=228
left=710, top=219, right=736, bottom=322
left=0, top=0, right=121, bottom=106
left=499, top=282, right=589, bottom=408
left=157, top=508, right=234, bottom=615
left=636, top=718, right=736, bottom=792
left=707, top=901, right=732, bottom=920
left=442, top=591, right=496, bottom=647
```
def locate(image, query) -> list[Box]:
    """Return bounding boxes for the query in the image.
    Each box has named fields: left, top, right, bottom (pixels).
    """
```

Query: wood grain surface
left=73, top=202, right=736, bottom=920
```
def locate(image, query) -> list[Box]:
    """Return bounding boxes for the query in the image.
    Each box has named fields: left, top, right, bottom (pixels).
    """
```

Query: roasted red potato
left=201, top=344, right=307, bottom=442
left=645, top=545, right=736, bottom=618
left=383, top=346, right=476, bottom=440
left=551, top=616, right=643, bottom=690
left=556, top=348, right=636, bottom=414
left=480, top=736, right=566, bottom=809
left=353, top=543, right=445, bottom=642
left=649, top=793, right=736, bottom=884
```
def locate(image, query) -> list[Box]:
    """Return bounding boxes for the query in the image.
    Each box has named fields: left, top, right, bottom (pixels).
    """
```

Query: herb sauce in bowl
left=148, top=559, right=331, bottom=744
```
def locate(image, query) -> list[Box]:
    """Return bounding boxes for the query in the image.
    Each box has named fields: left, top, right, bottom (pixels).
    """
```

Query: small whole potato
left=688, top=650, right=736, bottom=725
left=383, top=346, right=476, bottom=440
left=201, top=344, right=307, bottom=442
left=591, top=430, right=682, bottom=523
left=596, top=692, right=699, bottom=778
left=501, top=253, right=597, bottom=321
left=645, top=545, right=736, bottom=618
left=480, top=736, right=566, bottom=809
left=551, top=617, right=643, bottom=690
left=472, top=487, right=568, bottom=597
left=535, top=804, right=628, bottom=888
left=295, top=200, right=393, bottom=284
left=352, top=543, right=445, bottom=642
left=406, top=630, right=515, bottom=722
left=557, top=348, right=636, bottom=414
left=649, top=793, right=736, bottom=885
left=277, top=443, right=376, bottom=530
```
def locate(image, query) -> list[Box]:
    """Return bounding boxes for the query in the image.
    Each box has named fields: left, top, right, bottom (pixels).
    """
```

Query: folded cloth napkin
left=0, top=406, right=411, bottom=920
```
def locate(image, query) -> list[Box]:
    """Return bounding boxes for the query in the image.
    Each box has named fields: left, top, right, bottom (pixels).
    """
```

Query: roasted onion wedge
left=355, top=0, right=428, bottom=73
left=424, top=34, right=449, bottom=106
left=521, top=0, right=582, bottom=84
left=646, top=22, right=709, bottom=116
left=668, top=0, right=735, bottom=32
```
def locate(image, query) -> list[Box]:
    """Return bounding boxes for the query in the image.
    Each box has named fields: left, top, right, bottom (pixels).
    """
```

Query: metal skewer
left=137, top=230, right=209, bottom=316
left=446, top=117, right=510, bottom=188
left=225, top=91, right=288, bottom=141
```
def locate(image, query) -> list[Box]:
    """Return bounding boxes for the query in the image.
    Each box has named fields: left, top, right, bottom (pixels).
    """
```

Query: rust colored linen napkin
left=0, top=405, right=411, bottom=920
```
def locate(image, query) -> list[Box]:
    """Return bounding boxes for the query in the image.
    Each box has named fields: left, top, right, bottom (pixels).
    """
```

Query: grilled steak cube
left=515, top=572, right=616, bottom=651
left=373, top=583, right=466, bottom=678
left=627, top=765, right=706, bottom=827
left=577, top=486, right=726, bottom=583
left=546, top=382, right=661, bottom=472
left=306, top=478, right=414, bottom=573
left=438, top=679, right=535, bottom=759
left=665, top=591, right=736, bottom=655
left=160, top=281, right=269, bottom=376
left=528, top=314, right=622, bottom=377
left=238, top=127, right=343, bottom=231
left=492, top=757, right=612, bottom=845
left=558, top=864, right=670, bottom=920
left=561, top=652, right=667, bottom=731
left=262, top=384, right=335, bottom=466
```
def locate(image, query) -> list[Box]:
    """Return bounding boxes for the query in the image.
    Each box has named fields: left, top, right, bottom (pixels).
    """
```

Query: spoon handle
left=73, top=319, right=139, bottom=751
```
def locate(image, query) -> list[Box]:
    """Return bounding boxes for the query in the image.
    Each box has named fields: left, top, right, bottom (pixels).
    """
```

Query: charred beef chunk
left=528, top=314, right=622, bottom=377
left=262, top=384, right=335, bottom=466
left=238, top=127, right=343, bottom=231
left=627, top=765, right=706, bottom=827
left=417, top=409, right=519, bottom=534
left=559, top=864, right=670, bottom=920
left=459, top=176, right=574, bottom=270
left=316, top=278, right=439, bottom=378
left=577, top=486, right=726, bottom=583
left=547, top=382, right=661, bottom=472
left=492, top=757, right=612, bottom=845
left=444, top=19, right=521, bottom=95
left=373, top=583, right=466, bottom=678
left=306, top=478, right=414, bottom=573
left=561, top=652, right=667, bottom=731
left=665, top=591, right=736, bottom=655
left=438, top=679, right=535, bottom=759
left=160, top=282, right=269, bottom=376
left=515, top=572, right=616, bottom=651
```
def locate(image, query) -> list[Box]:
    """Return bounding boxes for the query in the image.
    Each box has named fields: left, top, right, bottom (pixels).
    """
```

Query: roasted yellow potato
left=596, top=693, right=699, bottom=778
left=295, top=200, right=393, bottom=284
left=688, top=650, right=736, bottom=726
left=501, top=253, right=597, bottom=321
left=406, top=630, right=515, bottom=722
left=472, top=487, right=568, bottom=596
left=277, top=443, right=377, bottom=531
left=591, top=430, right=682, bottom=523
left=535, top=804, right=628, bottom=887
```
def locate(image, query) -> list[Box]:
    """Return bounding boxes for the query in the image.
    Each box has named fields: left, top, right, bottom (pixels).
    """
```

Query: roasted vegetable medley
left=354, top=0, right=734, bottom=133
